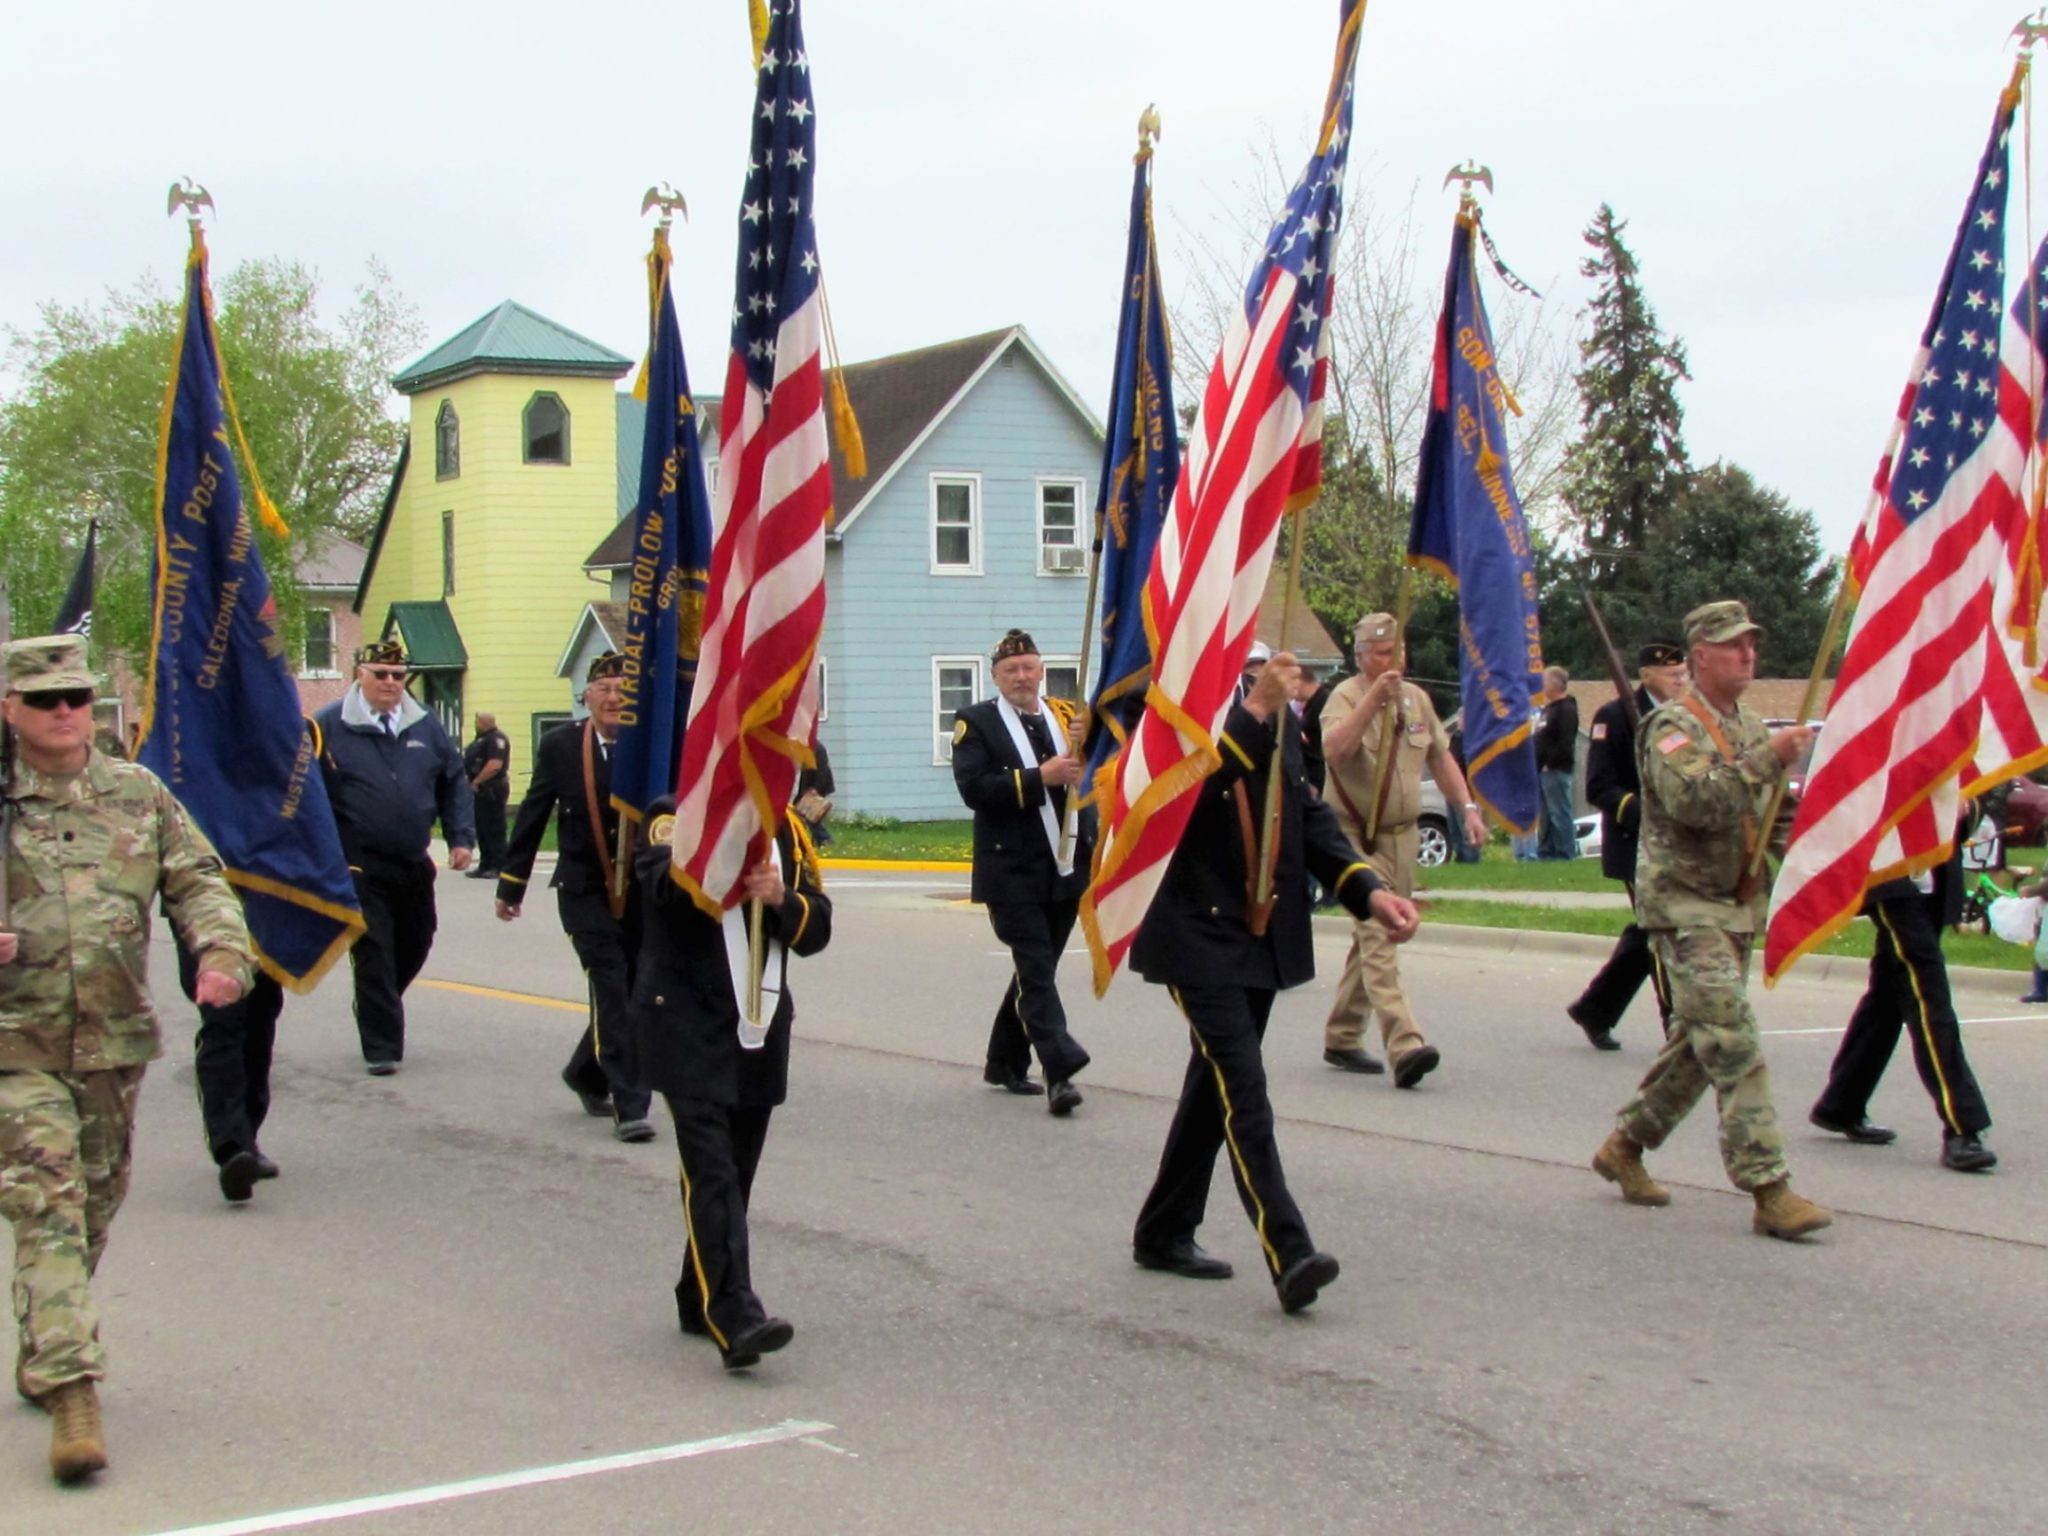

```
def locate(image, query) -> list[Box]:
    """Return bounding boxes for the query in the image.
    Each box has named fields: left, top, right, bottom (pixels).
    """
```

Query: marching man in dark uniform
left=631, top=798, right=832, bottom=1371
left=952, top=629, right=1093, bottom=1115
left=314, top=640, right=473, bottom=1075
left=1130, top=649, right=1419, bottom=1312
left=495, top=653, right=654, bottom=1141
left=1567, top=641, right=1688, bottom=1050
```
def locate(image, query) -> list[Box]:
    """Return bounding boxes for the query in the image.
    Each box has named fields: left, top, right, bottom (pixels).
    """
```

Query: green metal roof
left=383, top=601, right=468, bottom=670
left=392, top=302, right=632, bottom=394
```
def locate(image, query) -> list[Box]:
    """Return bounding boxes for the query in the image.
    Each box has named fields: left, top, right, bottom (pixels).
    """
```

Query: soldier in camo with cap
left=0, top=634, right=252, bottom=1482
left=1590, top=601, right=1833, bottom=1240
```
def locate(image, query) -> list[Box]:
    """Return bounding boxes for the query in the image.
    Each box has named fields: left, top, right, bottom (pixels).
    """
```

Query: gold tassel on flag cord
left=819, top=278, right=867, bottom=485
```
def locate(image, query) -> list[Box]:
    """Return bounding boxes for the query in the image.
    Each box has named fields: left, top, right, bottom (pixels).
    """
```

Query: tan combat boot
left=1592, top=1130, right=1671, bottom=1207
left=1752, top=1180, right=1832, bottom=1240
left=46, top=1379, right=108, bottom=1483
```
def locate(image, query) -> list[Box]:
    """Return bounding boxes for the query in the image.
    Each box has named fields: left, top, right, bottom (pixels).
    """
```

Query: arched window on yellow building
left=435, top=400, right=460, bottom=479
left=523, top=391, right=570, bottom=465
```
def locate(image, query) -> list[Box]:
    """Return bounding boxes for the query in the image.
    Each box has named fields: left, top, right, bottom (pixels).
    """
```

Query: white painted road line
left=1765, top=1013, right=2048, bottom=1037
left=146, top=1419, right=837, bottom=1536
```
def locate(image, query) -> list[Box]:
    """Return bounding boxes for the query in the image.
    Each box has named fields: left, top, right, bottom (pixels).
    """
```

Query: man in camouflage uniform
left=0, top=635, right=253, bottom=1482
left=1591, top=602, right=1832, bottom=1239
left=1317, top=612, right=1487, bottom=1086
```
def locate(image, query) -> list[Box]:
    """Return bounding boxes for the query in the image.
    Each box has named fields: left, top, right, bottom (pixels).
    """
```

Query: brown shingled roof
left=586, top=327, right=1016, bottom=569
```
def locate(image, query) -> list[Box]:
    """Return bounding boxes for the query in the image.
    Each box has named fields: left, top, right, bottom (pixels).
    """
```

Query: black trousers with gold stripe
left=1134, top=985, right=1313, bottom=1281
left=985, top=896, right=1091, bottom=1084
left=1814, top=892, right=1989, bottom=1137
left=665, top=1094, right=775, bottom=1349
left=1569, top=885, right=1671, bottom=1035
left=559, top=889, right=651, bottom=1122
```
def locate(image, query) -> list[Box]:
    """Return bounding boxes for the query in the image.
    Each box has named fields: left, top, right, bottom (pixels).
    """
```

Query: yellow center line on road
left=417, top=978, right=587, bottom=1013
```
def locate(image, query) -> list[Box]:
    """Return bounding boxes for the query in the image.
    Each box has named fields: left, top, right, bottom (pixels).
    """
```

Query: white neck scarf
left=994, top=693, right=1072, bottom=877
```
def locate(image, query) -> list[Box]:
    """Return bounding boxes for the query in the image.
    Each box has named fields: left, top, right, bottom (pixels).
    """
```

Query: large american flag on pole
left=1080, top=0, right=1364, bottom=994
left=1765, top=72, right=2044, bottom=980
left=669, top=0, right=832, bottom=914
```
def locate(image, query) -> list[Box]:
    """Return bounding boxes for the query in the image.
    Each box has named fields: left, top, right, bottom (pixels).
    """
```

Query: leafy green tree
left=1654, top=461, right=1834, bottom=673
left=1545, top=203, right=1691, bottom=669
left=0, top=258, right=420, bottom=665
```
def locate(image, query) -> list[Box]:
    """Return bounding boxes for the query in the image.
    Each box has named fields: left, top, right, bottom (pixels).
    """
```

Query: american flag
left=1765, top=78, right=2041, bottom=981
left=1081, top=0, right=1363, bottom=993
left=668, top=0, right=832, bottom=914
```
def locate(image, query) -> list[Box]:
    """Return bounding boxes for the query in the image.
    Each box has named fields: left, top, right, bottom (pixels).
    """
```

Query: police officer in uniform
left=496, top=653, right=654, bottom=1141
left=1130, top=649, right=1419, bottom=1311
left=952, top=629, right=1092, bottom=1114
left=1318, top=612, right=1485, bottom=1085
left=463, top=712, right=511, bottom=878
left=631, top=798, right=832, bottom=1370
left=1, top=634, right=253, bottom=1481
left=313, top=640, right=474, bottom=1074
left=1591, top=601, right=1832, bottom=1239
left=1566, top=641, right=1688, bottom=1049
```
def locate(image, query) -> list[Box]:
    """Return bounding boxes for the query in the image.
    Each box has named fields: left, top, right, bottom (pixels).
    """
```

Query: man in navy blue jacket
left=314, top=640, right=474, bottom=1074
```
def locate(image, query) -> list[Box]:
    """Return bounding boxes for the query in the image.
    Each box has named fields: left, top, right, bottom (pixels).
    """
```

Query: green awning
left=383, top=601, right=468, bottom=671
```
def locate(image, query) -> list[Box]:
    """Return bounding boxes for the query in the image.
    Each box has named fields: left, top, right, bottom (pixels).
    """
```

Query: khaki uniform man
left=1319, top=612, right=1487, bottom=1087
left=0, top=635, right=252, bottom=1481
left=1591, top=601, right=1832, bottom=1239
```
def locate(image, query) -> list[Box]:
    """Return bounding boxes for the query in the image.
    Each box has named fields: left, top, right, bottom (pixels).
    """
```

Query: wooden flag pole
left=1249, top=508, right=1310, bottom=928
left=747, top=892, right=765, bottom=1027
left=1745, top=569, right=1854, bottom=880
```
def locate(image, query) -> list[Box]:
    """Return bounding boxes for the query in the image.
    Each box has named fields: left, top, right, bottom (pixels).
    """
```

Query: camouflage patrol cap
left=1683, top=601, right=1763, bottom=649
left=586, top=650, right=626, bottom=682
left=355, top=637, right=407, bottom=668
left=1637, top=640, right=1685, bottom=669
left=1354, top=612, right=1399, bottom=643
left=3, top=633, right=93, bottom=694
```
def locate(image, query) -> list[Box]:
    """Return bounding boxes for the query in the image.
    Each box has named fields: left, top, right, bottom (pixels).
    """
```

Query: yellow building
left=355, top=301, right=633, bottom=798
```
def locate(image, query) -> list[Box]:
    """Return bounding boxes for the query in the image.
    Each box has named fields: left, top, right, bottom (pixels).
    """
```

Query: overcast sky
left=4, top=0, right=2041, bottom=553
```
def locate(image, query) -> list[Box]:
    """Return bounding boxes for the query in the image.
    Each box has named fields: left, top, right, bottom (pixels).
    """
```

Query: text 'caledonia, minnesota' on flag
left=669, top=0, right=840, bottom=915
left=1407, top=204, right=1543, bottom=837
left=135, top=227, right=364, bottom=990
left=1081, top=0, right=1365, bottom=995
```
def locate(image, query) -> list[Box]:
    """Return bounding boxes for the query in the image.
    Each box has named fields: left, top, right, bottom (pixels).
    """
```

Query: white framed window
left=930, top=473, right=982, bottom=575
left=1036, top=477, right=1088, bottom=576
left=300, top=606, right=339, bottom=678
left=1041, top=656, right=1083, bottom=706
left=933, top=655, right=983, bottom=764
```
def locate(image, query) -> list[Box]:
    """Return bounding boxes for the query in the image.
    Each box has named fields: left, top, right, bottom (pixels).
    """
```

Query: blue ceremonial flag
left=610, top=223, right=715, bottom=825
left=1408, top=205, right=1542, bottom=835
left=1081, top=142, right=1178, bottom=799
left=135, top=231, right=364, bottom=991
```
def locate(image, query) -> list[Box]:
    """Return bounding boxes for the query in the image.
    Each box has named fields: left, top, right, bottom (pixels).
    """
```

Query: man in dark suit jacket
left=495, top=652, right=654, bottom=1141
left=1130, top=649, right=1420, bottom=1313
left=631, top=798, right=832, bottom=1370
left=1567, top=642, right=1687, bottom=1050
left=952, top=629, right=1094, bottom=1116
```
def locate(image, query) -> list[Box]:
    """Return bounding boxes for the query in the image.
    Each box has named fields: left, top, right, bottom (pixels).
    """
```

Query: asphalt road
left=8, top=867, right=2045, bottom=1535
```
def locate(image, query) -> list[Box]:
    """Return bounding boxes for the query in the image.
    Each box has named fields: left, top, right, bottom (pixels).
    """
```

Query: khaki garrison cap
left=3, top=634, right=93, bottom=694
left=1354, top=612, right=1399, bottom=643
left=1683, top=601, right=1764, bottom=649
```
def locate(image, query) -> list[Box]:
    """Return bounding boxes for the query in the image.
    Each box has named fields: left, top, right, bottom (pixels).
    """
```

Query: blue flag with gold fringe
left=610, top=223, right=715, bottom=825
left=1408, top=206, right=1542, bottom=835
left=135, top=232, right=364, bottom=990
left=1082, top=144, right=1178, bottom=799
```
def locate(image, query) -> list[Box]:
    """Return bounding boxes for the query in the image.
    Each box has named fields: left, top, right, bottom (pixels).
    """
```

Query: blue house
left=573, top=323, right=1342, bottom=821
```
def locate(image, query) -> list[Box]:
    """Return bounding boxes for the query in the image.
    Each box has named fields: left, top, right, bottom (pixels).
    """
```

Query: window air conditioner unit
left=1044, top=546, right=1086, bottom=573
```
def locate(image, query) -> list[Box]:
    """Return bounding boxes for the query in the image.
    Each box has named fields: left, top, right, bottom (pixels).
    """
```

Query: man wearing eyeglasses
left=312, top=640, right=474, bottom=1075
left=0, top=634, right=252, bottom=1482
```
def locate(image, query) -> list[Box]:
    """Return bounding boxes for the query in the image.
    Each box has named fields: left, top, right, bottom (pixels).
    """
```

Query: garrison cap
left=1243, top=641, right=1272, bottom=667
left=1683, top=601, right=1763, bottom=649
left=1354, top=611, right=1399, bottom=643
left=3, top=634, right=93, bottom=694
left=1637, top=640, right=1685, bottom=669
left=355, top=637, right=407, bottom=668
left=992, top=629, right=1039, bottom=664
left=586, top=650, right=626, bottom=682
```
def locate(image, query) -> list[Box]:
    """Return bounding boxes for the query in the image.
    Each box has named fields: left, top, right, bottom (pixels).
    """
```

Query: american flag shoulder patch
left=1657, top=730, right=1691, bottom=756
left=1590, top=722, right=1607, bottom=741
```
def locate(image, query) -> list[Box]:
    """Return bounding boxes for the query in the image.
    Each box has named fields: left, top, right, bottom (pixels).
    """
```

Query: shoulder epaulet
left=784, top=806, right=824, bottom=889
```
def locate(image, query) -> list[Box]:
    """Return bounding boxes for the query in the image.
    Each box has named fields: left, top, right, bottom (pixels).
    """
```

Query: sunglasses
left=364, top=668, right=409, bottom=682
left=15, top=687, right=94, bottom=712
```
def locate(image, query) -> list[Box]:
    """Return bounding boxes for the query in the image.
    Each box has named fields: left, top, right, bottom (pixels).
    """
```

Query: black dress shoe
left=1942, top=1132, right=1998, bottom=1172
left=721, top=1317, right=794, bottom=1370
left=365, top=1060, right=399, bottom=1077
left=1133, top=1239, right=1234, bottom=1280
left=1322, top=1047, right=1385, bottom=1074
left=250, top=1150, right=280, bottom=1180
left=562, top=1066, right=612, bottom=1118
left=1566, top=1003, right=1620, bottom=1050
left=1276, top=1251, right=1340, bottom=1314
left=1393, top=1045, right=1441, bottom=1089
left=1047, top=1078, right=1083, bottom=1117
left=218, top=1150, right=262, bottom=1204
left=1808, top=1108, right=1898, bottom=1145
left=982, top=1064, right=1044, bottom=1096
